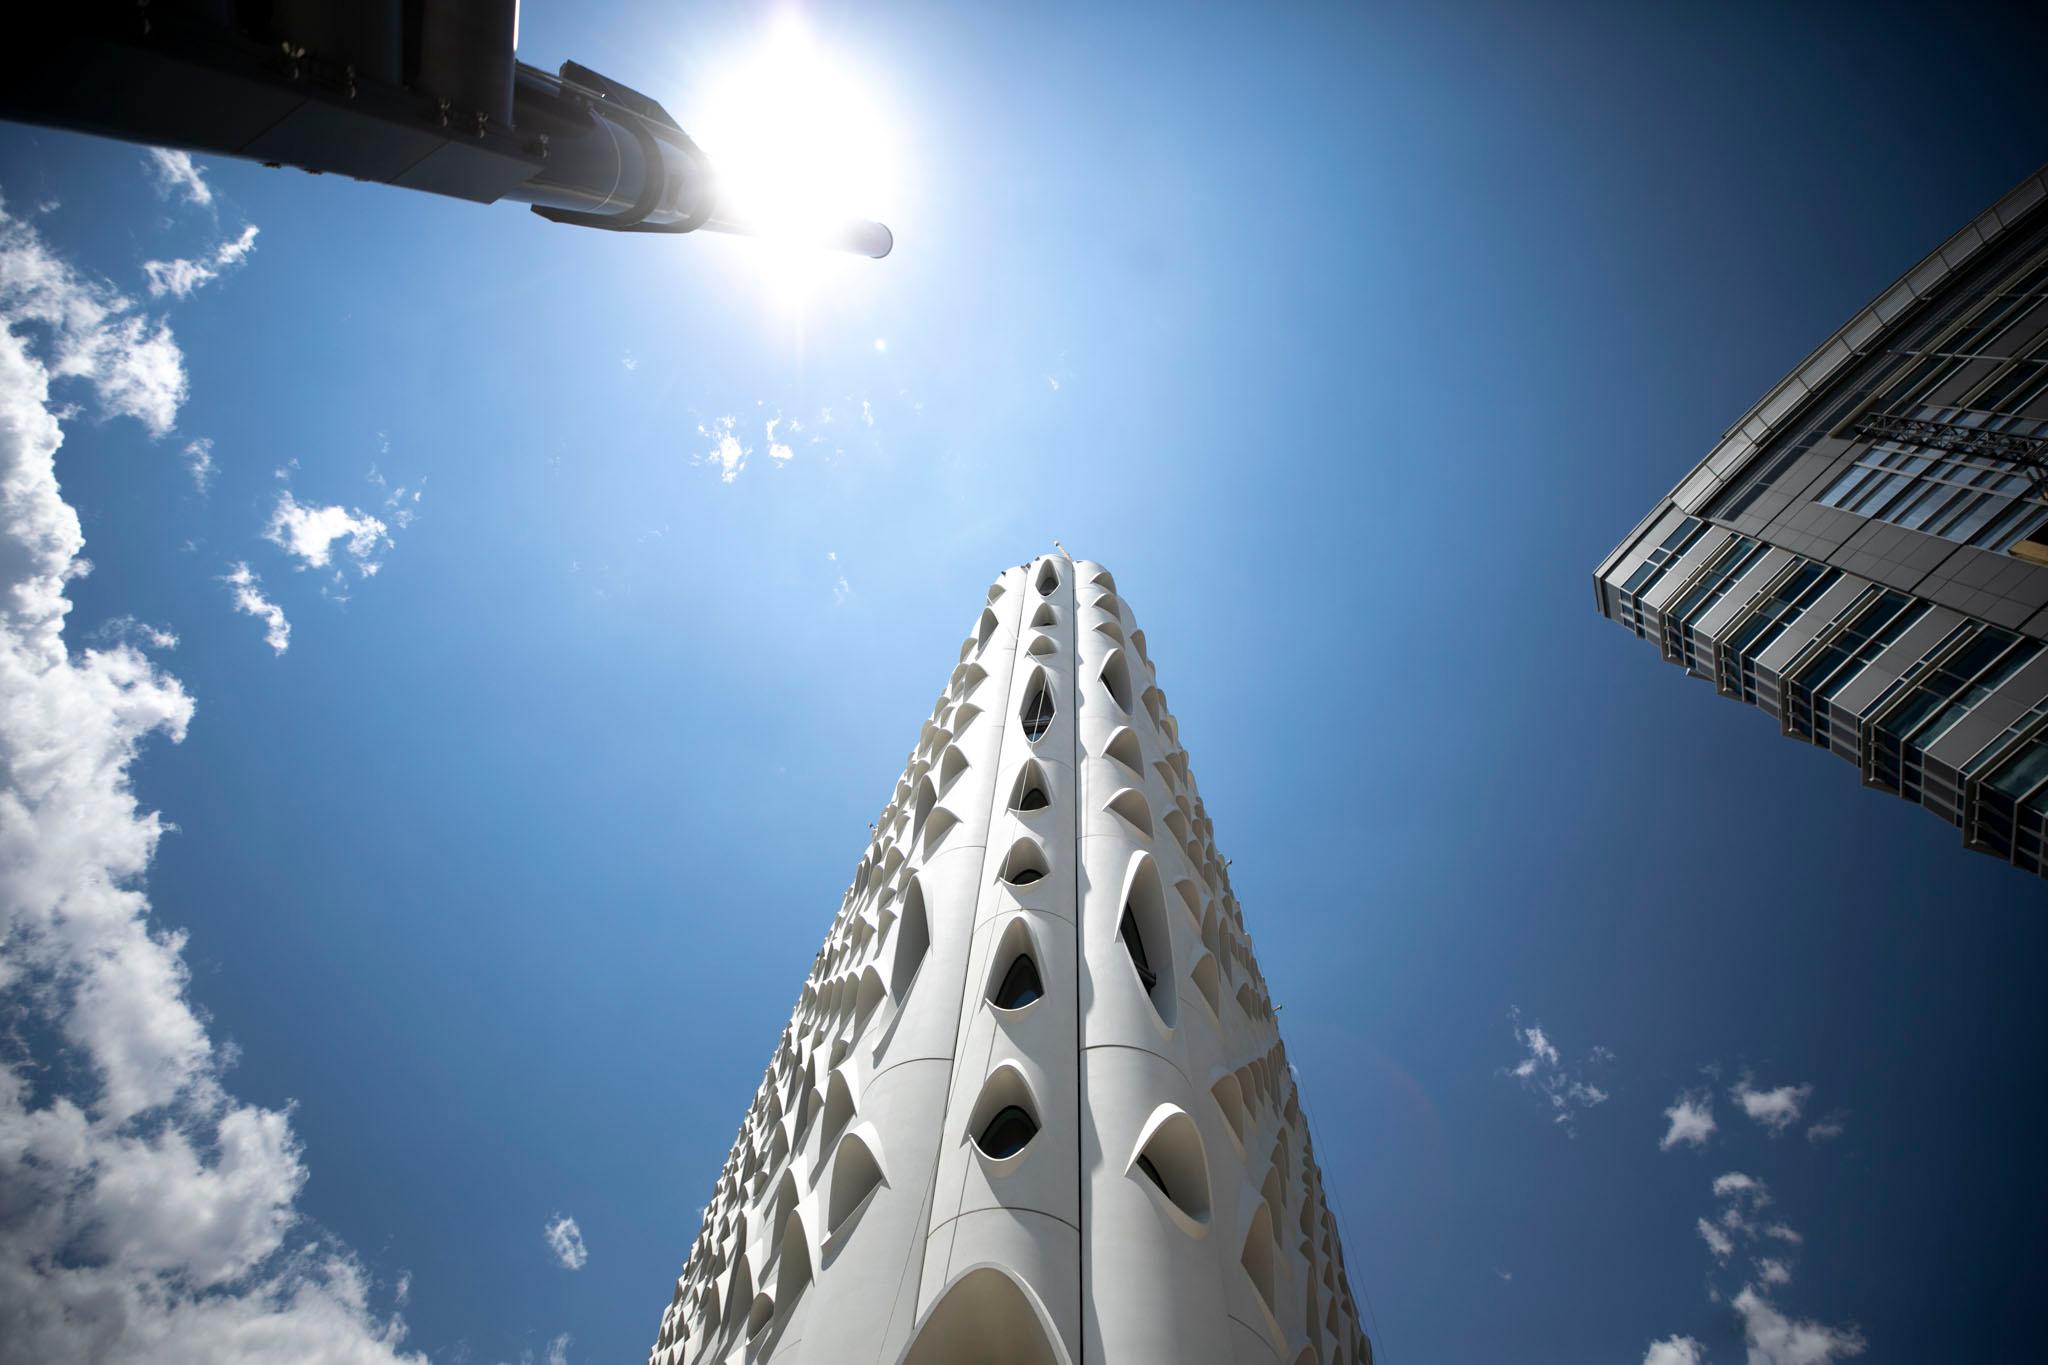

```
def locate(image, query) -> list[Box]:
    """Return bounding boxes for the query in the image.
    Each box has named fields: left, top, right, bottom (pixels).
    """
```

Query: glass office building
left=1596, top=164, right=2048, bottom=881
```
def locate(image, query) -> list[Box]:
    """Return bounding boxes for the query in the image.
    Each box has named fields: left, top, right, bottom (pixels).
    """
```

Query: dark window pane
left=976, top=1106, right=1038, bottom=1159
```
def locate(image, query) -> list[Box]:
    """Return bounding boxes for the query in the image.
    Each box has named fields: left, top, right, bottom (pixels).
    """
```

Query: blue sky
left=4, top=2, right=2048, bottom=1362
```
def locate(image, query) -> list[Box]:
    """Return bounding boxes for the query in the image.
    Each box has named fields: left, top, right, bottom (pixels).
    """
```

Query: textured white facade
left=647, top=556, right=1374, bottom=1365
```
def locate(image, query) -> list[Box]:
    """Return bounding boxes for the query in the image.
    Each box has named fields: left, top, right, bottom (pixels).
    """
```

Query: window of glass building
left=1717, top=561, right=1839, bottom=702
left=1784, top=590, right=1925, bottom=740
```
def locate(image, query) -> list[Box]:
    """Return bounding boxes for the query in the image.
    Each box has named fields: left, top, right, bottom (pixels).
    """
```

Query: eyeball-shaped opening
left=975, top=1106, right=1039, bottom=1161
left=1035, top=561, right=1060, bottom=596
left=890, top=879, right=930, bottom=1002
left=1116, top=853, right=1176, bottom=1026
left=999, top=838, right=1049, bottom=888
left=1009, top=758, right=1052, bottom=813
left=938, top=745, right=969, bottom=792
left=827, top=1130, right=885, bottom=1234
left=1241, top=1204, right=1277, bottom=1313
left=1104, top=787, right=1153, bottom=836
left=967, top=1064, right=1042, bottom=1163
left=1098, top=649, right=1135, bottom=713
left=1127, top=1104, right=1212, bottom=1230
left=1019, top=669, right=1056, bottom=743
left=986, top=918, right=1045, bottom=1012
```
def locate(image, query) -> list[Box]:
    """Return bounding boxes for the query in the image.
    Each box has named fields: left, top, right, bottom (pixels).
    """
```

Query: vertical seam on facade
left=879, top=568, right=1024, bottom=1361
left=1068, top=558, right=1085, bottom=1365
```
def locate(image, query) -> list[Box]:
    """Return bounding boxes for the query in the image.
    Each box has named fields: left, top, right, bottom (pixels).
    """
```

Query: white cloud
left=1661, top=1089, right=1717, bottom=1150
left=95, top=614, right=179, bottom=650
left=1732, top=1077, right=1812, bottom=1136
left=1732, top=1287, right=1866, bottom=1365
left=620, top=352, right=638, bottom=371
left=366, top=464, right=423, bottom=530
left=0, top=193, right=418, bottom=1362
left=1712, top=1172, right=1768, bottom=1201
left=860, top=398, right=873, bottom=427
left=1511, top=1024, right=1559, bottom=1076
left=1696, top=1216, right=1735, bottom=1261
left=1643, top=1336, right=1706, bottom=1365
left=1756, top=1258, right=1793, bottom=1286
left=1502, top=1010, right=1611, bottom=1134
left=767, top=415, right=793, bottom=466
left=696, top=414, right=750, bottom=483
left=265, top=491, right=389, bottom=573
left=543, top=1214, right=587, bottom=1270
left=144, top=148, right=213, bottom=207
left=1705, top=1170, right=1781, bottom=1251
left=184, top=436, right=217, bottom=490
left=1047, top=374, right=1060, bottom=391
left=828, top=550, right=852, bottom=605
left=144, top=224, right=260, bottom=300
left=547, top=1333, right=572, bottom=1365
left=223, top=562, right=290, bottom=653
left=0, top=203, right=186, bottom=434
left=1764, top=1223, right=1803, bottom=1245
left=1806, top=1113, right=1846, bottom=1143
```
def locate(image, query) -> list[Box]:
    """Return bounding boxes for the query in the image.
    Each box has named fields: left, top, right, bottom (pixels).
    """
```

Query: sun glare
left=691, top=14, right=901, bottom=304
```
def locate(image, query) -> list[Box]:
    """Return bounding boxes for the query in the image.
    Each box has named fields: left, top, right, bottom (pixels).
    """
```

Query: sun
left=690, top=13, right=902, bottom=303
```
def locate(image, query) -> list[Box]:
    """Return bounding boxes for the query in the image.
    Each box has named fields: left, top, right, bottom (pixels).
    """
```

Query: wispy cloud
left=696, top=414, right=750, bottom=483
left=0, top=194, right=416, bottom=1360
left=1660, top=1089, right=1717, bottom=1150
left=144, top=223, right=259, bottom=300
left=183, top=436, right=217, bottom=491
left=1805, top=1113, right=1847, bottom=1143
left=768, top=415, right=794, bottom=466
left=144, top=147, right=212, bottom=207
left=94, top=614, right=179, bottom=650
left=1502, top=1010, right=1611, bottom=1134
left=366, top=463, right=424, bottom=529
left=223, top=561, right=290, bottom=653
left=1732, top=1076, right=1813, bottom=1136
left=543, top=1215, right=588, bottom=1271
left=828, top=550, right=851, bottom=605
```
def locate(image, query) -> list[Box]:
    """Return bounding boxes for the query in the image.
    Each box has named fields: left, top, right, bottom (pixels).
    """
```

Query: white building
left=648, top=555, right=1374, bottom=1365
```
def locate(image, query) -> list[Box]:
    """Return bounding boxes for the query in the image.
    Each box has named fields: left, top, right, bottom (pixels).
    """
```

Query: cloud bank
left=0, top=195, right=417, bottom=1360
